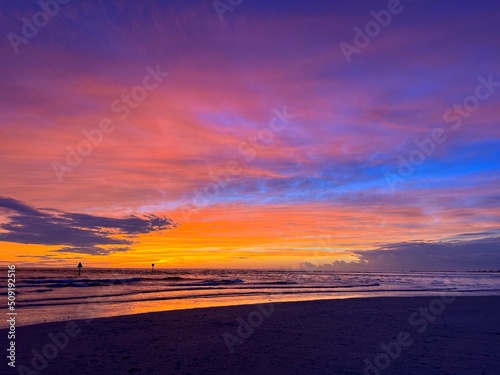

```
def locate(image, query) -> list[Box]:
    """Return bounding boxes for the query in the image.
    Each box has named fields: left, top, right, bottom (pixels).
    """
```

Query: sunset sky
left=0, top=0, right=499, bottom=270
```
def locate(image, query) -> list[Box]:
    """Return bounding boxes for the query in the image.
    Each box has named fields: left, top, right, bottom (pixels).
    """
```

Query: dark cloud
left=0, top=196, right=177, bottom=255
left=454, top=230, right=500, bottom=239
left=54, top=246, right=131, bottom=256
left=0, top=196, right=43, bottom=216
left=301, top=236, right=500, bottom=271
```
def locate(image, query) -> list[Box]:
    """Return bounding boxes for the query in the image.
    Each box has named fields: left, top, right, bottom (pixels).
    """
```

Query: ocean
left=2, top=267, right=500, bottom=328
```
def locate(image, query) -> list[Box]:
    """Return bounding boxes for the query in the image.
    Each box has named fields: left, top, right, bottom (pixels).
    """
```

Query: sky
left=0, top=0, right=499, bottom=270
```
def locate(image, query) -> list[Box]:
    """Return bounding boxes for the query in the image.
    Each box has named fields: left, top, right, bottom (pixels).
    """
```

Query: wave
left=199, top=279, right=245, bottom=286
left=13, top=286, right=497, bottom=310
left=161, top=276, right=188, bottom=281
left=12, top=283, right=385, bottom=307
left=17, top=276, right=204, bottom=288
left=19, top=277, right=143, bottom=288
left=11, top=284, right=500, bottom=310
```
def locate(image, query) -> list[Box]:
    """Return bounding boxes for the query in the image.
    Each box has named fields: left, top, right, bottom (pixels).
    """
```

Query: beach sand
left=2, top=296, right=499, bottom=374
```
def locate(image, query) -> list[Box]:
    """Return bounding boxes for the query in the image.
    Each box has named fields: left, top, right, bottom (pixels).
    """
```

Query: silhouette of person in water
left=152, top=263, right=155, bottom=273
left=77, top=262, right=83, bottom=276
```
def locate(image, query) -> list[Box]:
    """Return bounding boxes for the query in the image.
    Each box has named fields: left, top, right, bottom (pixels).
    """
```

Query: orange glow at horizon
left=2, top=201, right=497, bottom=269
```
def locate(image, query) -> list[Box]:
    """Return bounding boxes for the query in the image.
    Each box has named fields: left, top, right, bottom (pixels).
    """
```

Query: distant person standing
left=77, top=262, right=83, bottom=276
left=152, top=263, right=155, bottom=273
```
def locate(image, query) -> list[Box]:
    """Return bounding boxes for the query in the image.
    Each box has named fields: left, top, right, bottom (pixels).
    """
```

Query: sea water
left=1, top=268, right=499, bottom=328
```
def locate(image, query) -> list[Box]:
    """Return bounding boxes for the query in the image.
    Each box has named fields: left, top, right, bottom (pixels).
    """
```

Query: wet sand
left=2, top=296, right=499, bottom=374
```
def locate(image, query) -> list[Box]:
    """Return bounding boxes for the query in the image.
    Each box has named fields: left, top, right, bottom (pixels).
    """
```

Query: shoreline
left=7, top=290, right=500, bottom=329
left=2, top=295, right=499, bottom=374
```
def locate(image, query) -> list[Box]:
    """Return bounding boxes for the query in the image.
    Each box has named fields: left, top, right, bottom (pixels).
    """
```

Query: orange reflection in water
left=11, top=290, right=470, bottom=329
